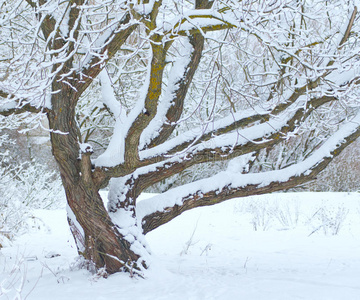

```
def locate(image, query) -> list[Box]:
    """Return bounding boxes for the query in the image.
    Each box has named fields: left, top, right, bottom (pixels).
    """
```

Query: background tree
left=1, top=0, right=360, bottom=275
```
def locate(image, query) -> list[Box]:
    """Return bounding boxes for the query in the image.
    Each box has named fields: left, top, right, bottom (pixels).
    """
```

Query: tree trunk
left=47, top=91, right=144, bottom=275
left=64, top=179, right=143, bottom=274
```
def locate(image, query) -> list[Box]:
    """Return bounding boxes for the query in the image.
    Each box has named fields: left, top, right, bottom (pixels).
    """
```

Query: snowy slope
left=1, top=192, right=360, bottom=300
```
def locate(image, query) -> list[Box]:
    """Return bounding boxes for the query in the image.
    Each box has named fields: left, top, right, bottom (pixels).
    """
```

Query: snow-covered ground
left=1, top=192, right=360, bottom=300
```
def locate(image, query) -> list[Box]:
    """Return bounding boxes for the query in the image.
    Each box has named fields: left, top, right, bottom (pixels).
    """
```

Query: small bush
left=307, top=205, right=349, bottom=236
left=0, top=161, right=64, bottom=244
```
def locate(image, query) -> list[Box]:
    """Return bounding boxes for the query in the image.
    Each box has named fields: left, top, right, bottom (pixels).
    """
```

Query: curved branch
left=0, top=92, right=42, bottom=116
left=123, top=37, right=168, bottom=165
left=141, top=77, right=323, bottom=158
left=0, top=103, right=42, bottom=117
left=146, top=33, right=205, bottom=148
left=140, top=114, right=360, bottom=234
left=104, top=94, right=336, bottom=207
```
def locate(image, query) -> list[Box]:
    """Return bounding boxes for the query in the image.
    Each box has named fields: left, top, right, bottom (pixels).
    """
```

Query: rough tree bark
left=47, top=88, right=143, bottom=273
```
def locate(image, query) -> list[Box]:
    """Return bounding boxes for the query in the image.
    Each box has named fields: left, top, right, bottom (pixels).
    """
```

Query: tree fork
left=47, top=91, right=143, bottom=274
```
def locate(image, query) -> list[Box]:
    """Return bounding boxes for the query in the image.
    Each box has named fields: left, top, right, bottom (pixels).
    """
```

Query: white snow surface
left=1, top=192, right=360, bottom=299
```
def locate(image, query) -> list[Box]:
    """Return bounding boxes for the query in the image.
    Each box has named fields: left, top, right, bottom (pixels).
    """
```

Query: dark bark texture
left=47, top=88, right=142, bottom=274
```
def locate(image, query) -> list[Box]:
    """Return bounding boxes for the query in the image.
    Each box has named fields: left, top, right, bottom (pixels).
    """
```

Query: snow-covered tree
left=1, top=0, right=360, bottom=274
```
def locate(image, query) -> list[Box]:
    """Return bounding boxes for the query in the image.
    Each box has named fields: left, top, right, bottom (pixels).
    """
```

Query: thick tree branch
left=138, top=76, right=323, bottom=161
left=0, top=103, right=42, bottom=116
left=141, top=117, right=360, bottom=234
left=98, top=91, right=335, bottom=187
left=104, top=94, right=336, bottom=205
left=0, top=91, right=42, bottom=116
left=146, top=33, right=205, bottom=148
left=123, top=35, right=168, bottom=165
left=339, top=7, right=357, bottom=47
left=327, top=6, right=357, bottom=68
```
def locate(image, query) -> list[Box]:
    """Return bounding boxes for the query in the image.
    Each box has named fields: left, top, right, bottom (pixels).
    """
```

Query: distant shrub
left=0, top=131, right=64, bottom=246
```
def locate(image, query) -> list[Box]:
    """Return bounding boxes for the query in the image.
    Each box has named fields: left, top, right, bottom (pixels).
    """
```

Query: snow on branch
left=139, top=111, right=360, bottom=233
left=95, top=38, right=167, bottom=168
left=139, top=34, right=204, bottom=149
left=0, top=90, right=42, bottom=116
left=138, top=85, right=332, bottom=161
left=163, top=9, right=237, bottom=37
left=99, top=69, right=124, bottom=118
left=0, top=103, right=42, bottom=117
left=97, top=91, right=336, bottom=187
left=102, top=93, right=337, bottom=207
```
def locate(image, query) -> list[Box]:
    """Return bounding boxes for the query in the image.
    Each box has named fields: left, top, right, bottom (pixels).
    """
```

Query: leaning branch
left=123, top=35, right=168, bottom=165
left=0, top=91, right=41, bottom=116
left=0, top=103, right=42, bottom=116
left=140, top=113, right=360, bottom=234
left=104, top=94, right=336, bottom=202
left=327, top=6, right=357, bottom=68
left=146, top=33, right=205, bottom=148
left=136, top=78, right=327, bottom=164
